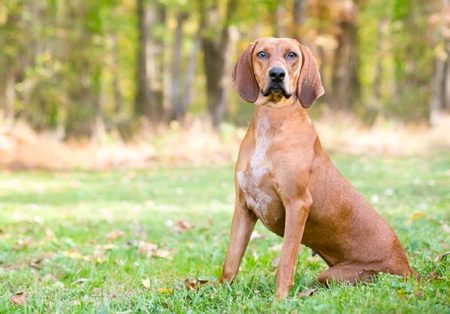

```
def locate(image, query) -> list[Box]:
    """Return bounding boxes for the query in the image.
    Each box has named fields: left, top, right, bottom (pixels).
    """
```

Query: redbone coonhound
left=220, top=37, right=416, bottom=299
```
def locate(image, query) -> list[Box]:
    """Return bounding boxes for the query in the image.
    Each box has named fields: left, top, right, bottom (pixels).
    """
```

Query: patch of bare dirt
left=0, top=116, right=448, bottom=171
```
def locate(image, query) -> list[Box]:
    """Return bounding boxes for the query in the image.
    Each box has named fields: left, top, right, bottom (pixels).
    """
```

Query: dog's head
left=232, top=37, right=324, bottom=108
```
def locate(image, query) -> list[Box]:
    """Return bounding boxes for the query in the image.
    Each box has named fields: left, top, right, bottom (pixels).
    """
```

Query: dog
left=220, top=37, right=416, bottom=299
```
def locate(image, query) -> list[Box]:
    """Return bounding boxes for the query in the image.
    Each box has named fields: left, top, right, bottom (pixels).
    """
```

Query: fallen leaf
left=13, top=238, right=33, bottom=250
left=415, top=290, right=424, bottom=298
left=175, top=220, right=193, bottom=232
left=62, top=250, right=88, bottom=261
left=156, top=287, right=173, bottom=294
left=106, top=230, right=125, bottom=241
left=96, top=243, right=118, bottom=251
left=298, top=288, right=317, bottom=298
left=73, top=278, right=89, bottom=285
left=142, top=278, right=151, bottom=289
left=434, top=251, right=450, bottom=263
left=29, top=258, right=43, bottom=269
left=9, top=291, right=26, bottom=306
left=184, top=278, right=198, bottom=291
left=183, top=276, right=213, bottom=291
left=153, top=249, right=172, bottom=260
left=426, top=270, right=441, bottom=281
left=409, top=211, right=425, bottom=222
left=138, top=241, right=158, bottom=255
left=197, top=275, right=215, bottom=284
left=138, top=241, right=172, bottom=259
left=440, top=240, right=450, bottom=250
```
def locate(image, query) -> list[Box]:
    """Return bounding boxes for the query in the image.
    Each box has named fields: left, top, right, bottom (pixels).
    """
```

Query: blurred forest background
left=0, top=0, right=449, bottom=168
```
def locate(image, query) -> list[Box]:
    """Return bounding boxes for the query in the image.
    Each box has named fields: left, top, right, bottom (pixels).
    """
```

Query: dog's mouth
left=262, top=84, right=291, bottom=98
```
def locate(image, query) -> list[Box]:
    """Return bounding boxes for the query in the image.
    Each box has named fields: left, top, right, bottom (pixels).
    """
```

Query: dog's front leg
left=276, top=192, right=312, bottom=299
left=220, top=196, right=257, bottom=283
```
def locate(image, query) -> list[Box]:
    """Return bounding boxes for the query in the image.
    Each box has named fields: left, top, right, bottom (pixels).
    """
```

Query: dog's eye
left=257, top=51, right=267, bottom=59
left=287, top=52, right=298, bottom=59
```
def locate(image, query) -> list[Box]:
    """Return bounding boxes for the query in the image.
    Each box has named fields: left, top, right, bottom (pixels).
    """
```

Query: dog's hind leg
left=317, top=264, right=378, bottom=286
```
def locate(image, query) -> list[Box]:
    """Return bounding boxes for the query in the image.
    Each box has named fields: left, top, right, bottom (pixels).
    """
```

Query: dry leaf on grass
left=184, top=278, right=198, bottom=291
left=197, top=275, right=215, bottom=284
left=137, top=241, right=172, bottom=259
left=138, top=241, right=158, bottom=254
left=62, top=250, right=90, bottom=261
left=165, top=219, right=194, bottom=232
left=434, top=251, right=450, bottom=263
left=409, top=211, right=425, bottom=222
left=298, top=288, right=317, bottom=298
left=183, top=276, right=215, bottom=291
left=426, top=269, right=441, bottom=281
left=13, top=238, right=33, bottom=250
left=426, top=251, right=450, bottom=281
left=9, top=291, right=26, bottom=306
left=73, top=278, right=89, bottom=285
left=175, top=220, right=193, bottom=232
left=156, top=287, right=173, bottom=294
left=142, top=278, right=151, bottom=289
left=29, top=258, right=43, bottom=269
left=106, top=230, right=125, bottom=241
left=96, top=243, right=118, bottom=251
left=153, top=249, right=172, bottom=259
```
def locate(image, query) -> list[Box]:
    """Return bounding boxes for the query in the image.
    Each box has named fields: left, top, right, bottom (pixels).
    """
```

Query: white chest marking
left=237, top=117, right=272, bottom=213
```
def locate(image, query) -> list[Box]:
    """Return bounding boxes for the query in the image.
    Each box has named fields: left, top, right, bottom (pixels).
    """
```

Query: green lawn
left=0, top=155, right=449, bottom=313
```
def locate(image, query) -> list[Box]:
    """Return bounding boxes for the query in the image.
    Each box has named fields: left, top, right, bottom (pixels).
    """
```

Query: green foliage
left=0, top=0, right=445, bottom=136
left=0, top=155, right=449, bottom=311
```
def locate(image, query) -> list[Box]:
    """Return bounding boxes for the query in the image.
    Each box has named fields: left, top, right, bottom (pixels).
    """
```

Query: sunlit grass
left=0, top=154, right=449, bottom=312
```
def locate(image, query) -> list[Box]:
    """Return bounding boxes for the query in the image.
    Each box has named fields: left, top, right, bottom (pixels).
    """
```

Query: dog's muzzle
left=262, top=66, right=291, bottom=98
left=262, top=84, right=291, bottom=98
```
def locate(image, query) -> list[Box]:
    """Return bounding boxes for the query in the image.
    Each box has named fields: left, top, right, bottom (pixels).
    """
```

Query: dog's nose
left=269, top=67, right=285, bottom=82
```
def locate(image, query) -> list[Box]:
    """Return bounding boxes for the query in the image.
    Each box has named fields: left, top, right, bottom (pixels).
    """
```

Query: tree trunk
left=111, top=34, right=123, bottom=118
left=180, top=30, right=201, bottom=121
left=135, top=0, right=155, bottom=120
left=200, top=0, right=238, bottom=128
left=372, top=19, right=387, bottom=105
left=4, top=66, right=16, bottom=121
left=147, top=1, right=166, bottom=118
left=429, top=0, right=450, bottom=125
left=292, top=0, right=306, bottom=40
left=331, top=1, right=359, bottom=111
left=275, top=3, right=286, bottom=37
left=170, top=11, right=188, bottom=121
left=94, top=72, right=106, bottom=141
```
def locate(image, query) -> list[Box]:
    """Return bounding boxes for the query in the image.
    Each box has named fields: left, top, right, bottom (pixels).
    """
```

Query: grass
left=0, top=154, right=449, bottom=313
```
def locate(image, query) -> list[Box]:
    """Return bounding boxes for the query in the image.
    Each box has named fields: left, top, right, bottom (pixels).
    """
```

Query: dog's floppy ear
left=297, top=44, right=325, bottom=108
left=232, top=42, right=259, bottom=103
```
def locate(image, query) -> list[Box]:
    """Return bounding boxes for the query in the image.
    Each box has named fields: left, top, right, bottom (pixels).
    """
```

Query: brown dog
left=220, top=37, right=415, bottom=299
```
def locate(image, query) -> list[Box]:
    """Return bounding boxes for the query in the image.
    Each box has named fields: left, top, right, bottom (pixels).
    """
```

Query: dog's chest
left=237, top=117, right=275, bottom=215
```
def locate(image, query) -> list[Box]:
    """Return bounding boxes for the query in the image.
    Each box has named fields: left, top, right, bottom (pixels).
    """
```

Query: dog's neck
left=253, top=97, right=310, bottom=129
